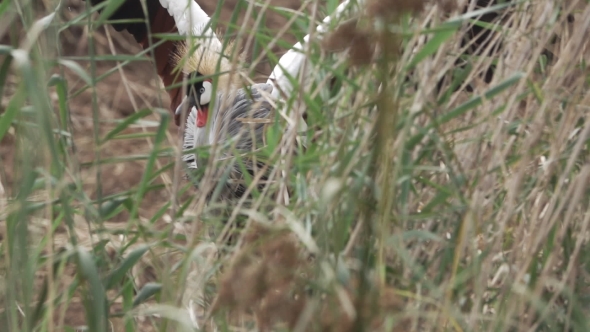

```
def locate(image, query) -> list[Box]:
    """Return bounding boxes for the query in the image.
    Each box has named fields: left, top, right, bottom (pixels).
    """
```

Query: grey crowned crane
left=87, top=0, right=354, bottom=201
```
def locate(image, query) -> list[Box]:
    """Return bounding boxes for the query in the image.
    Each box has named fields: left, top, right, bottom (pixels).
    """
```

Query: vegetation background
left=1, top=0, right=589, bottom=331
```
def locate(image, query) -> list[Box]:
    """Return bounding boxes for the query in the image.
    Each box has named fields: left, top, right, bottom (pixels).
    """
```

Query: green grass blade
left=100, top=108, right=155, bottom=144
left=0, top=84, right=24, bottom=141
left=406, top=22, right=461, bottom=70
left=58, top=59, right=93, bottom=85
left=438, top=72, right=524, bottom=124
left=104, top=244, right=151, bottom=290
left=76, top=248, right=108, bottom=332
left=132, top=283, right=162, bottom=307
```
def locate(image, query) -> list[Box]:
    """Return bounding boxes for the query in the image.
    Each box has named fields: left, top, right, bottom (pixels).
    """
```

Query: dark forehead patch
left=186, top=71, right=205, bottom=98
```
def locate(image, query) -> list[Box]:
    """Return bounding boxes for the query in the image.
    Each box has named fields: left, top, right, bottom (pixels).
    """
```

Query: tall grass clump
left=1, top=0, right=589, bottom=331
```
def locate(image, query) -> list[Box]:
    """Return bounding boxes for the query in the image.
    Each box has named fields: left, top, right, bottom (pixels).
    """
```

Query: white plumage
left=158, top=0, right=215, bottom=38
left=267, top=0, right=354, bottom=100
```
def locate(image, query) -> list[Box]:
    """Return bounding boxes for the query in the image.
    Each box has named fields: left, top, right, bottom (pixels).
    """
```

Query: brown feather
left=137, top=6, right=185, bottom=123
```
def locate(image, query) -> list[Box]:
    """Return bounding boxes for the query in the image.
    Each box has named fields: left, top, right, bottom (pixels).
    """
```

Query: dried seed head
left=348, top=34, right=376, bottom=66
left=367, top=0, right=426, bottom=19
left=323, top=18, right=376, bottom=67
left=439, top=0, right=459, bottom=13
left=322, top=19, right=360, bottom=52
left=212, top=223, right=309, bottom=329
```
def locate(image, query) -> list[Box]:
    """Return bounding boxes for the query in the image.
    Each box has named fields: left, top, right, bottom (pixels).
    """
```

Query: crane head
left=173, top=41, right=273, bottom=173
left=172, top=40, right=242, bottom=127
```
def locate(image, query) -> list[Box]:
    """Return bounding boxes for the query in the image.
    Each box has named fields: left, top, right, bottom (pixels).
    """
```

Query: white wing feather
left=158, top=0, right=222, bottom=49
left=183, top=105, right=199, bottom=169
left=161, top=0, right=355, bottom=101
left=267, top=0, right=355, bottom=100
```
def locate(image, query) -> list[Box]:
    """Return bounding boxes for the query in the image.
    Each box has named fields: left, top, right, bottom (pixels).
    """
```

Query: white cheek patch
left=199, top=81, right=212, bottom=105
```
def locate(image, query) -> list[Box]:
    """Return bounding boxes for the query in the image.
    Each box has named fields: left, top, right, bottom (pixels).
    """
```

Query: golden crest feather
left=172, top=37, right=244, bottom=88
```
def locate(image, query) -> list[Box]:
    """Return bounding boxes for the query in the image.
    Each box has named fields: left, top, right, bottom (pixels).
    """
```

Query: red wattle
left=196, top=108, right=208, bottom=127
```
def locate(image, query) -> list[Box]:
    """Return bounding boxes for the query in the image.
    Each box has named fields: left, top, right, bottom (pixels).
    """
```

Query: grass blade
left=104, top=244, right=151, bottom=290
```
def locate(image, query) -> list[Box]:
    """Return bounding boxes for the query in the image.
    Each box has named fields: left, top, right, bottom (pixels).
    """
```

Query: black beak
left=175, top=95, right=197, bottom=126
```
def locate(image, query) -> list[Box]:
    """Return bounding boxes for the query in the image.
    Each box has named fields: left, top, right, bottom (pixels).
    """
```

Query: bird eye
left=199, top=81, right=212, bottom=105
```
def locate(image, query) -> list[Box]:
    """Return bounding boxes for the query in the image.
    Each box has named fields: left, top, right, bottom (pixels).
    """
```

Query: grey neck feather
left=182, top=83, right=274, bottom=170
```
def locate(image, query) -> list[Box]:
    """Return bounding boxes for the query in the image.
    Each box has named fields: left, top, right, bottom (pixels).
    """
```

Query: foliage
left=0, top=0, right=589, bottom=331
